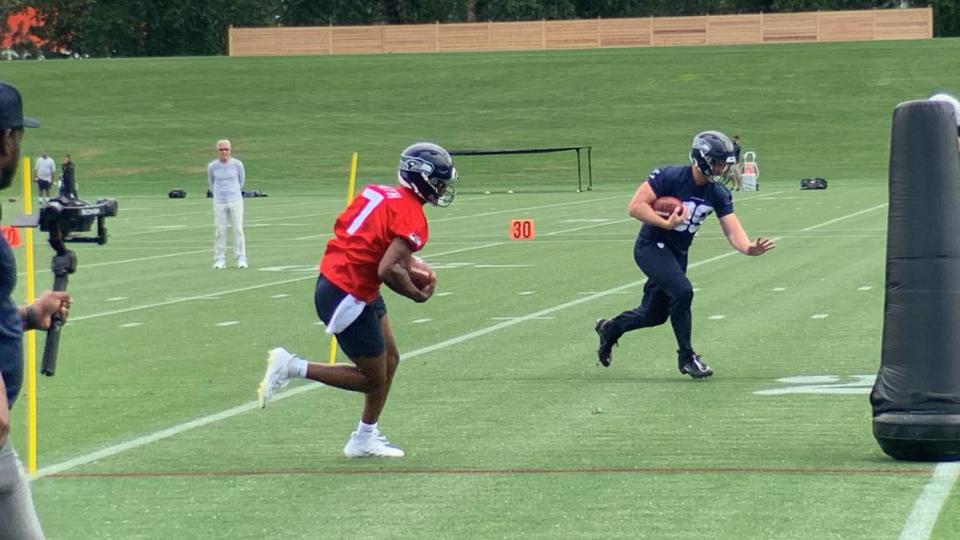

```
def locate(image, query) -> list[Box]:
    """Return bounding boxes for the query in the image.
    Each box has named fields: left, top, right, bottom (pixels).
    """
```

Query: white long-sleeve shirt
left=207, top=157, right=245, bottom=203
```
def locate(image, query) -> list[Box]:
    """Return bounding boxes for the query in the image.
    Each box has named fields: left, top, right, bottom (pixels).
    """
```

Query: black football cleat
left=595, top=319, right=618, bottom=367
left=678, top=352, right=713, bottom=379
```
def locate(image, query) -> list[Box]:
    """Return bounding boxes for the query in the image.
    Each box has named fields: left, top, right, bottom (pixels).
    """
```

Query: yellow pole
left=21, top=158, right=38, bottom=474
left=328, top=152, right=359, bottom=365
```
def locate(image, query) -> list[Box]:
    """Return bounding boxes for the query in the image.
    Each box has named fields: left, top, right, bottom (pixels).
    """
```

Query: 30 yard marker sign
left=509, top=219, right=535, bottom=240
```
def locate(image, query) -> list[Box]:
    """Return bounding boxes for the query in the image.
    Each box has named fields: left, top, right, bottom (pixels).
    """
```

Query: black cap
left=0, top=82, right=39, bottom=129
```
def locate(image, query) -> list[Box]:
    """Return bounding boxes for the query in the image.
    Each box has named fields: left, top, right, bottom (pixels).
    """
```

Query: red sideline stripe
left=44, top=465, right=934, bottom=480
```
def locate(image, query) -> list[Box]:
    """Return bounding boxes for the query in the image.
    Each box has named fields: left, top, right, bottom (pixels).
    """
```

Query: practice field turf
left=1, top=38, right=959, bottom=539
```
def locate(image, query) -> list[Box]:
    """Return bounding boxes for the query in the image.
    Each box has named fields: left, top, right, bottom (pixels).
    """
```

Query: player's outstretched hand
left=746, top=237, right=775, bottom=256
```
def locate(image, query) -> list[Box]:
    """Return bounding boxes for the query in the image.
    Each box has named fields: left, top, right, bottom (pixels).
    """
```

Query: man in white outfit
left=33, top=151, right=55, bottom=203
left=207, top=139, right=247, bottom=269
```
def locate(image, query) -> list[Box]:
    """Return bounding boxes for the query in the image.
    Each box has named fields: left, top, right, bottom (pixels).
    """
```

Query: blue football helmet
left=398, top=142, right=458, bottom=207
left=690, top=131, right=736, bottom=182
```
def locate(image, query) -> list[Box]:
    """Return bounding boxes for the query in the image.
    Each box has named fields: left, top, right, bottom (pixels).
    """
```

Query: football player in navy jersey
left=595, top=131, right=774, bottom=379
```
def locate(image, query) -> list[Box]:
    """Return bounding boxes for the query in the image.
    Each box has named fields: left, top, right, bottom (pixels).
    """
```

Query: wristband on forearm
left=23, top=305, right=40, bottom=330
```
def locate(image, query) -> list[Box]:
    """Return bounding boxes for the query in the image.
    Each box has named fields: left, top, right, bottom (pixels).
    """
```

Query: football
left=408, top=256, right=436, bottom=289
left=652, top=196, right=683, bottom=218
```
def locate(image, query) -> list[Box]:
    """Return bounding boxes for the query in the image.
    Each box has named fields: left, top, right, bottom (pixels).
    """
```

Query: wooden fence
left=228, top=7, right=932, bottom=57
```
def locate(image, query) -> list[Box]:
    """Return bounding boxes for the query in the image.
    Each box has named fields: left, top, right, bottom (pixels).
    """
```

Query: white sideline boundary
left=899, top=462, right=960, bottom=539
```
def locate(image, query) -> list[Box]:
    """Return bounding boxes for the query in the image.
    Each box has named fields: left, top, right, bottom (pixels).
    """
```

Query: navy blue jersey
left=0, top=232, right=23, bottom=409
left=638, top=165, right=734, bottom=252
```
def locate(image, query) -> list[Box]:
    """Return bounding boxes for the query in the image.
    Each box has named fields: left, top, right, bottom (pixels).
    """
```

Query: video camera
left=13, top=196, right=119, bottom=375
left=37, top=196, right=119, bottom=244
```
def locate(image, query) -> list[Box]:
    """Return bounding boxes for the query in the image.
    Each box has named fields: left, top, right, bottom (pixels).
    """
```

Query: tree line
left=1, top=0, right=957, bottom=58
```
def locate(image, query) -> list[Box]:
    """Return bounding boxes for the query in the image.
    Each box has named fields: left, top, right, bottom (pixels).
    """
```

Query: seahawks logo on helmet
left=690, top=130, right=735, bottom=183
left=403, top=158, right=435, bottom=176
left=398, top=142, right=459, bottom=207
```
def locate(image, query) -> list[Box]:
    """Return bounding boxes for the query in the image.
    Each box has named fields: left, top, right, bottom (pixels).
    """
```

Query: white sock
left=357, top=421, right=377, bottom=436
left=288, top=358, right=308, bottom=378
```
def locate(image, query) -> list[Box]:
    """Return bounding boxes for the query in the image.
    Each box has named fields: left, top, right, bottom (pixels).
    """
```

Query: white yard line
left=67, top=242, right=507, bottom=323
left=294, top=195, right=627, bottom=240
left=20, top=191, right=783, bottom=278
left=68, top=276, right=318, bottom=323
left=30, top=240, right=768, bottom=480
left=17, top=248, right=211, bottom=278
left=22, top=197, right=597, bottom=276
left=33, top=385, right=317, bottom=479
left=801, top=203, right=888, bottom=232
left=544, top=218, right=633, bottom=235
left=899, top=462, right=960, bottom=540
left=538, top=191, right=781, bottom=237
left=118, top=207, right=342, bottom=238
left=68, top=192, right=784, bottom=322
left=33, top=199, right=894, bottom=487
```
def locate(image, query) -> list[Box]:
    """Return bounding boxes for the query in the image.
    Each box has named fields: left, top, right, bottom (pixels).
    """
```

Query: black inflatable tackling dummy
left=872, top=100, right=960, bottom=461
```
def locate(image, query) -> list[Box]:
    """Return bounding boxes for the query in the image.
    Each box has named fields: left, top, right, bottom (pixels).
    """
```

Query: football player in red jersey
left=257, top=142, right=458, bottom=458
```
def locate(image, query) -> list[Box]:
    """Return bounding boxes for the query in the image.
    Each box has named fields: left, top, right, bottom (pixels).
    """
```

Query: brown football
left=408, top=256, right=436, bottom=289
left=652, top=196, right=683, bottom=218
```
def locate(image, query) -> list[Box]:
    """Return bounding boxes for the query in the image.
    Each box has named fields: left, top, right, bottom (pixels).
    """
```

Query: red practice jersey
left=319, top=184, right=429, bottom=303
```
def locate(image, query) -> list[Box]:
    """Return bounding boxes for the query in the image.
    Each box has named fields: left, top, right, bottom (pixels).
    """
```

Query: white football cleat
left=257, top=347, right=295, bottom=409
left=237, top=257, right=248, bottom=269
left=213, top=260, right=226, bottom=270
left=343, top=430, right=405, bottom=458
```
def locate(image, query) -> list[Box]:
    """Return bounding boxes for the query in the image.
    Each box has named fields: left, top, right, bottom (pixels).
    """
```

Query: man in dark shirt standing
left=0, top=81, right=71, bottom=539
left=59, top=154, right=77, bottom=199
left=594, top=131, right=773, bottom=379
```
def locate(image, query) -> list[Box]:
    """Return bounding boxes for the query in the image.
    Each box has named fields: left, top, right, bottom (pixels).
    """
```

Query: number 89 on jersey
left=509, top=219, right=535, bottom=240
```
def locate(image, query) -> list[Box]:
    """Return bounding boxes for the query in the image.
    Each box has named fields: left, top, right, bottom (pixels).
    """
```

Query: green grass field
left=1, top=38, right=959, bottom=539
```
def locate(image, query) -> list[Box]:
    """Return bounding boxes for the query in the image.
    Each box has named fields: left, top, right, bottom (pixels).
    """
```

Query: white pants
left=213, top=200, right=246, bottom=262
left=0, top=442, right=44, bottom=540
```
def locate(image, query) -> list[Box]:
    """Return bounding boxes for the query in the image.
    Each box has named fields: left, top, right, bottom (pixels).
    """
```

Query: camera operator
left=1, top=81, right=70, bottom=540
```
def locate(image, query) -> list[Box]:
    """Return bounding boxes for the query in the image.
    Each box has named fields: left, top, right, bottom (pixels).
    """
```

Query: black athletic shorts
left=36, top=179, right=51, bottom=190
left=314, top=274, right=387, bottom=359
